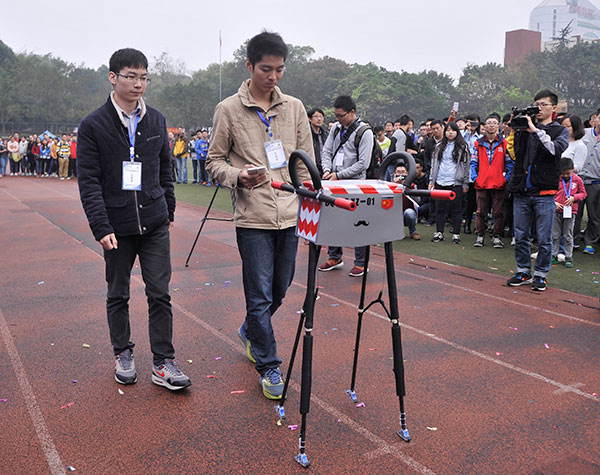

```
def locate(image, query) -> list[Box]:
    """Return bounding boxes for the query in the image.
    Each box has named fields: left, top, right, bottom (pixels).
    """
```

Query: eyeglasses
left=533, top=102, right=552, bottom=108
left=334, top=111, right=349, bottom=120
left=115, top=73, right=151, bottom=84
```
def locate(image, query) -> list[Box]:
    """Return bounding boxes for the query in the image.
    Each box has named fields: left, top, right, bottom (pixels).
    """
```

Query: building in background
left=505, top=29, right=542, bottom=66
left=529, top=0, right=600, bottom=43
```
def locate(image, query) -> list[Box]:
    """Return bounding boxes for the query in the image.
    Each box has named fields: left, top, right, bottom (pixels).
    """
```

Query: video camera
left=509, top=105, right=540, bottom=130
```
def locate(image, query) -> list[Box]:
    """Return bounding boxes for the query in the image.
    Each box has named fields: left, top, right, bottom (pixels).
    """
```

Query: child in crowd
left=393, top=163, right=421, bottom=240
left=552, top=157, right=586, bottom=268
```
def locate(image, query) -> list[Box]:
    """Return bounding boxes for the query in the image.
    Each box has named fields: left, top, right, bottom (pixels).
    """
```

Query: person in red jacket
left=68, top=133, right=77, bottom=179
left=471, top=115, right=513, bottom=248
left=552, top=157, right=586, bottom=268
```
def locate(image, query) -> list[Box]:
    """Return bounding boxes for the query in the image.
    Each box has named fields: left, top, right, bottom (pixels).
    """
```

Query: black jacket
left=77, top=96, right=175, bottom=241
left=509, top=121, right=570, bottom=194
left=310, top=125, right=328, bottom=175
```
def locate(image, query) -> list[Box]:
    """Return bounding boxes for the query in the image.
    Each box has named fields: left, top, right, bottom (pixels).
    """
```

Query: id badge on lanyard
left=257, top=110, right=286, bottom=169
left=562, top=176, right=573, bottom=218
left=122, top=115, right=142, bottom=191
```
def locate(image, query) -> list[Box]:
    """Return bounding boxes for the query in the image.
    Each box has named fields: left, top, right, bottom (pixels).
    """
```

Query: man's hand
left=555, top=202, right=563, bottom=211
left=169, top=221, right=174, bottom=230
left=322, top=171, right=338, bottom=180
left=428, top=184, right=434, bottom=191
left=525, top=115, right=537, bottom=134
left=565, top=196, right=575, bottom=207
left=238, top=164, right=267, bottom=189
left=100, top=233, right=118, bottom=250
left=463, top=185, right=469, bottom=193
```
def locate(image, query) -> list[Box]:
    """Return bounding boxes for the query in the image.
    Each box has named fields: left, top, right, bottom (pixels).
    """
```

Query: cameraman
left=506, top=90, right=570, bottom=291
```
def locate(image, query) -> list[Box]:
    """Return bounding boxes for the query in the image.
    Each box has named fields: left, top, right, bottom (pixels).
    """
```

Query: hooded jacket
left=509, top=121, right=569, bottom=195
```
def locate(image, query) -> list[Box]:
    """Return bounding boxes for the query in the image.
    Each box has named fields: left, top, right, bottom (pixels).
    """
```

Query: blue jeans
left=404, top=208, right=417, bottom=236
left=513, top=194, right=555, bottom=278
left=236, top=226, right=298, bottom=374
left=0, top=154, right=8, bottom=175
left=191, top=160, right=199, bottom=182
left=327, top=245, right=367, bottom=267
left=175, top=157, right=188, bottom=183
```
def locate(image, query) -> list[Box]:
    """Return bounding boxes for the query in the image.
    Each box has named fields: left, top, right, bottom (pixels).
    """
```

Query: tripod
left=184, top=184, right=233, bottom=267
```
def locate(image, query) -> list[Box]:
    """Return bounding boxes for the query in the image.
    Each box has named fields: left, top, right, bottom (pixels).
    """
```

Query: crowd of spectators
left=0, top=132, right=77, bottom=180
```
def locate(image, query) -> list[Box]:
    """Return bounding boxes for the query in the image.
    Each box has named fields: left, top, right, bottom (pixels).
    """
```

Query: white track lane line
left=298, top=282, right=600, bottom=403
left=0, top=308, right=66, bottom=475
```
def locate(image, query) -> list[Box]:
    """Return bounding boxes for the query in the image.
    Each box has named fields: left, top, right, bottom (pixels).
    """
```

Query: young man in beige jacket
left=207, top=31, right=314, bottom=400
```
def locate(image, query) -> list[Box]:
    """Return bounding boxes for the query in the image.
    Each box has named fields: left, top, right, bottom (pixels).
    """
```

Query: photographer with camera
left=506, top=90, right=570, bottom=291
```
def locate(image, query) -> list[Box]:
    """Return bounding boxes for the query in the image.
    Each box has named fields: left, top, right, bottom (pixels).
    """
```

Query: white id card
left=563, top=205, right=572, bottom=218
left=122, top=161, right=142, bottom=191
left=264, top=140, right=287, bottom=169
left=334, top=149, right=345, bottom=168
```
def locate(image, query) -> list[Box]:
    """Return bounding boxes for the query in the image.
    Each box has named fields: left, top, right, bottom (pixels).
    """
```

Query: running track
left=0, top=177, right=598, bottom=474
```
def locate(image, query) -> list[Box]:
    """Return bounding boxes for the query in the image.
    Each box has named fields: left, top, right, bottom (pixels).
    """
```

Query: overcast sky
left=1, top=0, right=562, bottom=81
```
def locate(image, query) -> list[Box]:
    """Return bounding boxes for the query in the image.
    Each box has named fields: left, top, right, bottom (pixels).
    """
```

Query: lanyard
left=562, top=175, right=573, bottom=198
left=128, top=114, right=140, bottom=161
left=256, top=111, right=274, bottom=140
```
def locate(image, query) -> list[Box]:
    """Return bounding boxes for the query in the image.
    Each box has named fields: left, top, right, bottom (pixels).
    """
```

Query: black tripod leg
left=295, top=242, right=319, bottom=468
left=184, top=184, right=221, bottom=267
left=276, top=310, right=305, bottom=419
left=346, top=245, right=371, bottom=403
left=384, top=242, right=411, bottom=442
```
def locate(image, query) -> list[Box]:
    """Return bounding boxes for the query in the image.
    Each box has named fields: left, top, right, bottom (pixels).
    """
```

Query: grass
left=174, top=183, right=599, bottom=298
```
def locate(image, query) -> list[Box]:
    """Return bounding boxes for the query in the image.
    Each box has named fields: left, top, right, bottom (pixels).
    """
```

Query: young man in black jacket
left=77, top=48, right=191, bottom=391
left=506, top=89, right=569, bottom=291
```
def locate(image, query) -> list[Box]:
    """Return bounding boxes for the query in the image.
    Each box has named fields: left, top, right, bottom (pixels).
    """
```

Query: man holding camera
left=506, top=90, right=569, bottom=291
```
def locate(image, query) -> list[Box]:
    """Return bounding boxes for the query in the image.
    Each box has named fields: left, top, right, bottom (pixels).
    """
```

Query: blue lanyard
left=562, top=175, right=573, bottom=198
left=128, top=114, right=140, bottom=161
left=256, top=111, right=273, bottom=140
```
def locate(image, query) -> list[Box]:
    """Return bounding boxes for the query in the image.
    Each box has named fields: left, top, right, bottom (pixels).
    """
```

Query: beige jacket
left=206, top=80, right=314, bottom=229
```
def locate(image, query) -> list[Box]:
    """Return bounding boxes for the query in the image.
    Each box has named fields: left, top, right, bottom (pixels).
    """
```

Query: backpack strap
left=332, top=120, right=360, bottom=158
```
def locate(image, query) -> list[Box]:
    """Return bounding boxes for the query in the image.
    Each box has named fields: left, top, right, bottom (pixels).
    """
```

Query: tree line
left=1, top=38, right=599, bottom=134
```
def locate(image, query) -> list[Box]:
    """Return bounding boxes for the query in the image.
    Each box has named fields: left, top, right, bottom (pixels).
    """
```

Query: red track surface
left=1, top=177, right=599, bottom=474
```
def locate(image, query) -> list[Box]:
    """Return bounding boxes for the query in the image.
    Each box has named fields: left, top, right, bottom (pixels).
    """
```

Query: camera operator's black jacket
left=508, top=121, right=569, bottom=195
left=77, top=95, right=175, bottom=241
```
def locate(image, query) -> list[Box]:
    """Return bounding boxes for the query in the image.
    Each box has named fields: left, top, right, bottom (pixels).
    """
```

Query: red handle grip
left=333, top=197, right=357, bottom=211
left=272, top=181, right=284, bottom=190
left=429, top=190, right=456, bottom=200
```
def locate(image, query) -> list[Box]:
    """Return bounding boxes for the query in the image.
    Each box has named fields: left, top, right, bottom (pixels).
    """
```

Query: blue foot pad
left=295, top=453, right=310, bottom=468
left=397, top=429, right=412, bottom=442
left=275, top=404, right=286, bottom=419
left=345, top=389, right=358, bottom=403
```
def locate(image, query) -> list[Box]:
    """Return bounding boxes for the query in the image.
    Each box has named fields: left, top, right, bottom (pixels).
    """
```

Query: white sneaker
left=511, top=237, right=515, bottom=246
left=531, top=251, right=538, bottom=259
left=557, top=253, right=566, bottom=263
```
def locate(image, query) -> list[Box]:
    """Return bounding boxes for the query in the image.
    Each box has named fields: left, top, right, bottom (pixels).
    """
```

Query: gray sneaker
left=474, top=235, right=484, bottom=247
left=115, top=349, right=137, bottom=385
left=238, top=325, right=257, bottom=364
left=152, top=359, right=191, bottom=391
left=492, top=236, right=504, bottom=248
left=260, top=367, right=284, bottom=400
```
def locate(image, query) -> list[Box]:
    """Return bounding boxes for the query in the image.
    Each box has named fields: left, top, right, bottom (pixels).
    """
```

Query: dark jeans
left=475, top=188, right=505, bottom=236
left=191, top=160, right=199, bottom=182
left=513, top=194, right=555, bottom=278
left=236, top=226, right=298, bottom=374
left=327, top=245, right=367, bottom=267
left=583, top=183, right=600, bottom=246
left=199, top=160, right=210, bottom=183
left=462, top=183, right=477, bottom=222
left=504, top=190, right=514, bottom=237
left=434, top=184, right=464, bottom=234
left=68, top=158, right=77, bottom=178
left=104, top=224, right=174, bottom=365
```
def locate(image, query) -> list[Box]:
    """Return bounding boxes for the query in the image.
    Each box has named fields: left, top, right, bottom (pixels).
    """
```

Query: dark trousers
left=475, top=188, right=505, bottom=236
left=199, top=160, right=209, bottom=183
left=328, top=245, right=367, bottom=267
left=435, top=184, right=464, bottom=234
left=503, top=190, right=514, bottom=237
left=68, top=158, right=77, bottom=178
left=236, top=226, right=298, bottom=374
left=104, top=224, right=174, bottom=365
left=463, top=183, right=477, bottom=222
